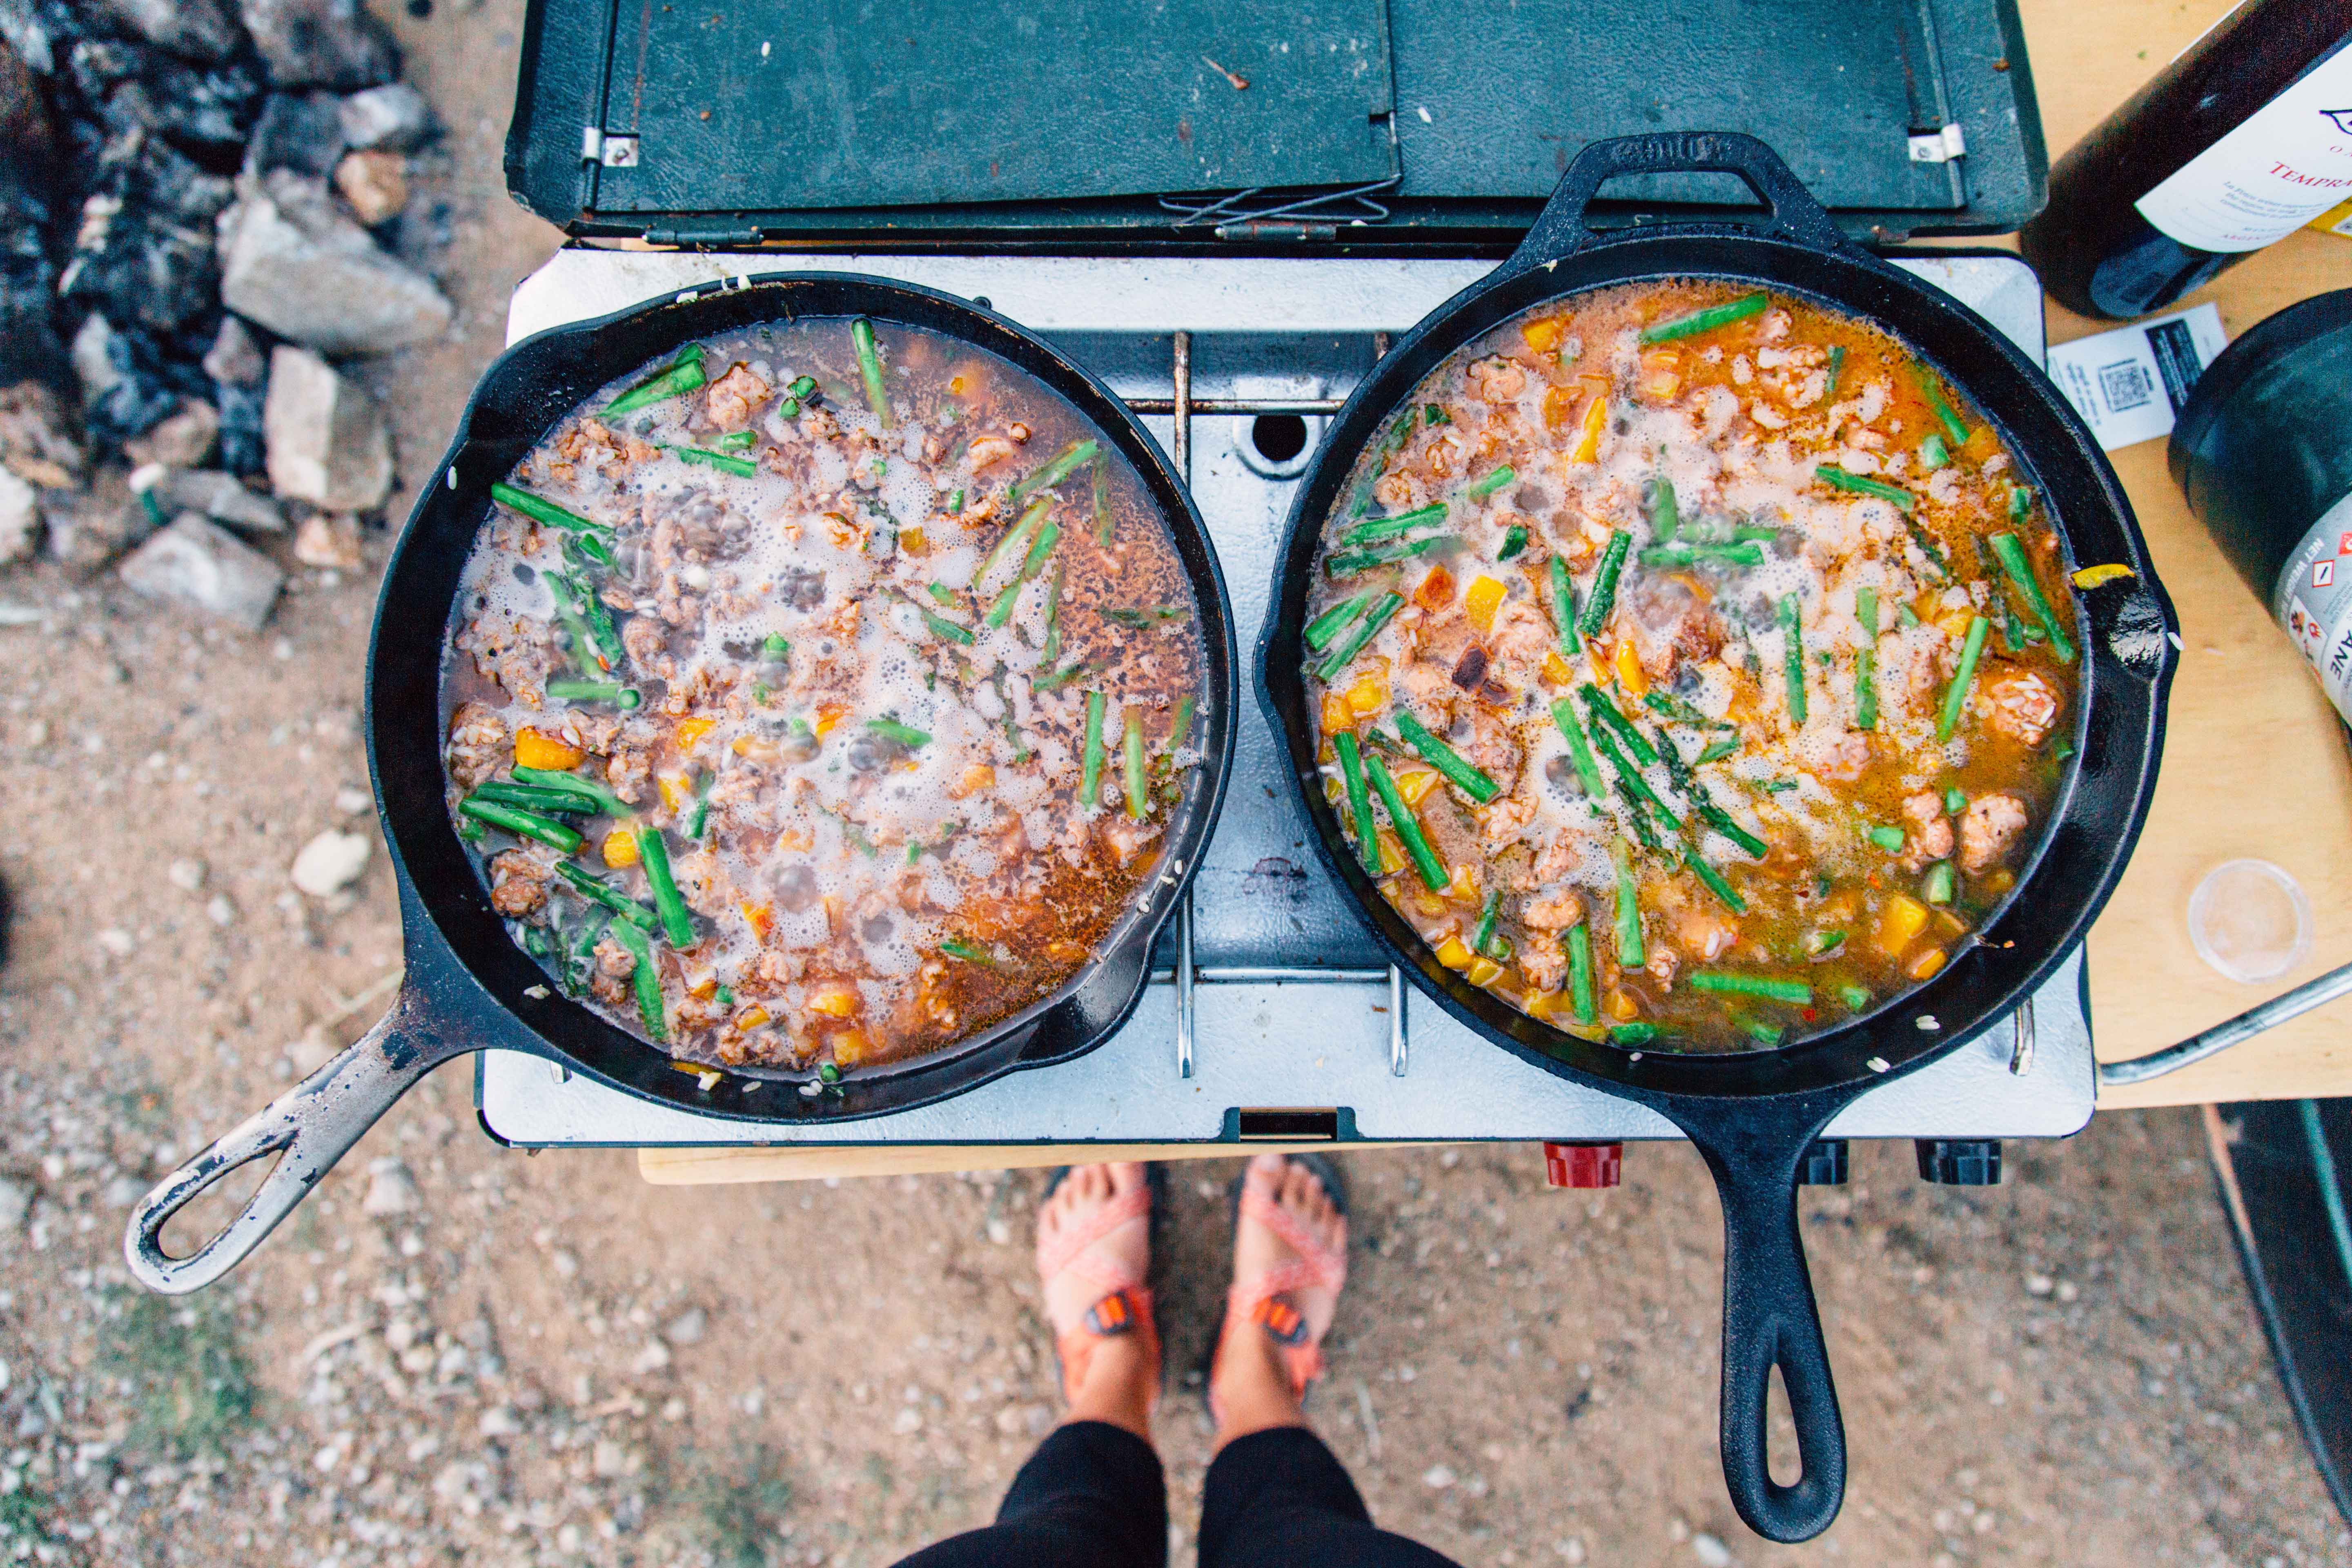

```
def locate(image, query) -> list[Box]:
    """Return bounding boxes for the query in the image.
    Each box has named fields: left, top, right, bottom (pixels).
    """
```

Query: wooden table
left=640, top=0, right=2352, bottom=1186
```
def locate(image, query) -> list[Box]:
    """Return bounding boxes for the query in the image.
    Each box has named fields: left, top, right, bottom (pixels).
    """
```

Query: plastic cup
left=2186, top=858, right=2312, bottom=984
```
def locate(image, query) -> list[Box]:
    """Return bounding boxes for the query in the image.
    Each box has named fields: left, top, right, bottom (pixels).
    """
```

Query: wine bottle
left=2020, top=0, right=2352, bottom=321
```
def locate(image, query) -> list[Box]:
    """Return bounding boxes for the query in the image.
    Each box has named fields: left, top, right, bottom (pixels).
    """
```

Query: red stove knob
left=1541, top=1141, right=1622, bottom=1189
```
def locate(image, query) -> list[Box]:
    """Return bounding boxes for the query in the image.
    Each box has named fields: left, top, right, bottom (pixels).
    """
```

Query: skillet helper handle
left=1699, top=1128, right=1848, bottom=1543
left=1502, top=130, right=1852, bottom=278
left=125, top=995, right=471, bottom=1295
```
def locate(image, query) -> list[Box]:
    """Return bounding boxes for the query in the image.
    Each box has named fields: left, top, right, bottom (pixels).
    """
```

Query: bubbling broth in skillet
left=440, top=318, right=1205, bottom=1075
left=1303, top=283, right=2080, bottom=1053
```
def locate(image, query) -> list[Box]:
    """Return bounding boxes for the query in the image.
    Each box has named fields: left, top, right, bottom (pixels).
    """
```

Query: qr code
left=2098, top=359, right=2154, bottom=412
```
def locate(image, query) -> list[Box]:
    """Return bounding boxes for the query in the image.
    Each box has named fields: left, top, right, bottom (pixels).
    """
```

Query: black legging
left=895, top=1420, right=1461, bottom=1568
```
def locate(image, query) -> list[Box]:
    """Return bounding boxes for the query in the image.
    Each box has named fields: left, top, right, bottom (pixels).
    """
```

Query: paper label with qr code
left=2044, top=303, right=2229, bottom=450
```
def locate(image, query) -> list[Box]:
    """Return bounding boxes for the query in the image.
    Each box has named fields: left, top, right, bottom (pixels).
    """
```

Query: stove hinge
left=643, top=222, right=769, bottom=249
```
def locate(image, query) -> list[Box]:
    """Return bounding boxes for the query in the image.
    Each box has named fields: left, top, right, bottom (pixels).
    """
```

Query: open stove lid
left=504, top=0, right=2048, bottom=248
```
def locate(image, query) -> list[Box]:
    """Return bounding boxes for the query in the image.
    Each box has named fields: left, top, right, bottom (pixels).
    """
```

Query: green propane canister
left=2170, top=289, right=2352, bottom=725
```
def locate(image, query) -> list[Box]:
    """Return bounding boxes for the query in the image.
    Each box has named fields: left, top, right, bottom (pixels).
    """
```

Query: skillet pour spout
left=127, top=271, right=1238, bottom=1296
left=1254, top=132, right=2176, bottom=1541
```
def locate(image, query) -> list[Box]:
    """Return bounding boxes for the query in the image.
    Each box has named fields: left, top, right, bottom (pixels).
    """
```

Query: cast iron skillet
left=1257, top=134, right=2176, bottom=1543
left=127, top=272, right=1238, bottom=1296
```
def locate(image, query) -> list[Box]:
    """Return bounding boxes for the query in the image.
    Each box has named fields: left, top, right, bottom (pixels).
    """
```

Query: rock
left=629, top=1340, right=672, bottom=1375
left=891, top=1408, right=922, bottom=1436
left=337, top=83, right=432, bottom=152
left=263, top=345, right=391, bottom=510
left=1691, top=1535, right=1732, bottom=1568
left=69, top=310, right=211, bottom=456
left=244, top=90, right=344, bottom=178
left=205, top=893, right=236, bottom=926
left=0, top=467, right=33, bottom=564
left=0, top=381, right=85, bottom=490
left=661, top=1307, right=706, bottom=1346
left=118, top=512, right=282, bottom=627
left=0, top=1177, right=26, bottom=1231
left=290, top=826, right=369, bottom=895
left=590, top=1441, right=630, bottom=1479
left=161, top=468, right=283, bottom=532
left=167, top=857, right=206, bottom=891
left=43, top=467, right=151, bottom=576
left=95, top=927, right=134, bottom=956
left=218, top=172, right=451, bottom=355
left=85, top=0, right=244, bottom=64
left=70, top=314, right=120, bottom=402
left=332, top=149, right=405, bottom=226
left=238, top=0, right=398, bottom=90
left=1421, top=1465, right=1456, bottom=1490
left=292, top=510, right=359, bottom=568
left=67, top=39, right=264, bottom=155
left=477, top=1405, right=521, bottom=1438
left=123, top=399, right=218, bottom=469
left=361, top=1156, right=417, bottom=1215
left=202, top=317, right=267, bottom=388
left=58, top=130, right=236, bottom=335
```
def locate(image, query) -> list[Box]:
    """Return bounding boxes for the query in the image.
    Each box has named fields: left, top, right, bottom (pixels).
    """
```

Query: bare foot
left=1210, top=1152, right=1347, bottom=1448
left=1035, top=1163, right=1157, bottom=1439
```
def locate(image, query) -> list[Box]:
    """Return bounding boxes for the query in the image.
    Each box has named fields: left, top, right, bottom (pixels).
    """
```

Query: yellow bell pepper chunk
left=1345, top=673, right=1389, bottom=717
left=1614, top=637, right=1648, bottom=697
left=734, top=1004, right=771, bottom=1031
left=1876, top=893, right=1931, bottom=956
left=675, top=717, right=716, bottom=749
left=657, top=773, right=693, bottom=813
left=1464, top=575, right=1506, bottom=637
left=1375, top=828, right=1408, bottom=876
left=1571, top=392, right=1608, bottom=463
left=808, top=987, right=859, bottom=1018
left=1905, top=946, right=1948, bottom=981
left=1323, top=773, right=1346, bottom=806
left=513, top=728, right=586, bottom=771
left=1395, top=766, right=1442, bottom=807
left=814, top=704, right=847, bottom=737
left=601, top=827, right=639, bottom=868
left=1447, top=862, right=1478, bottom=902
left=1320, top=691, right=1354, bottom=735
left=831, top=1029, right=869, bottom=1065
left=1434, top=934, right=1475, bottom=971
left=1519, top=316, right=1563, bottom=354
left=1541, top=649, right=1577, bottom=686
left=1606, top=987, right=1640, bottom=1022
left=1587, top=643, right=1615, bottom=685
left=1465, top=956, right=1504, bottom=987
left=2071, top=563, right=2134, bottom=589
left=900, top=526, right=927, bottom=555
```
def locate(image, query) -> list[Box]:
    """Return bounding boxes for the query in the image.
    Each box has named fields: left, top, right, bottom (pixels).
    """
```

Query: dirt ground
left=0, top=0, right=2348, bottom=1564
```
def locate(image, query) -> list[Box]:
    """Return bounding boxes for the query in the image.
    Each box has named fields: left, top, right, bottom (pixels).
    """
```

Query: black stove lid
left=506, top=0, right=2047, bottom=247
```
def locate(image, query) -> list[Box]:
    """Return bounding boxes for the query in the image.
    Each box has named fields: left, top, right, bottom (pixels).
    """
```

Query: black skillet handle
left=1673, top=1093, right=1855, bottom=1542
left=1500, top=131, right=1854, bottom=281
left=124, top=990, right=474, bottom=1294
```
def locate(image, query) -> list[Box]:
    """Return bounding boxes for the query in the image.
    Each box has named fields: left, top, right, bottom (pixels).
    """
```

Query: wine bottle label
left=2272, top=491, right=2352, bottom=725
left=2136, top=44, right=2352, bottom=253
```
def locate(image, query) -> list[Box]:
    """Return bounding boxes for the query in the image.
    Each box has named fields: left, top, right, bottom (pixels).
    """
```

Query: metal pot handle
left=125, top=991, right=473, bottom=1294
left=1500, top=131, right=1853, bottom=279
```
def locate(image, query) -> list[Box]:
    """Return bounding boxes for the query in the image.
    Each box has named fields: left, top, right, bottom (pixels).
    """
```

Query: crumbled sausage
left=1958, top=793, right=2029, bottom=875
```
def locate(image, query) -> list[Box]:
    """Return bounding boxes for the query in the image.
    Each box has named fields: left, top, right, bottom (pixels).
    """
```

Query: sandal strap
left=1056, top=1286, right=1159, bottom=1409
left=1034, top=1181, right=1152, bottom=1304
left=1237, top=1189, right=1348, bottom=1294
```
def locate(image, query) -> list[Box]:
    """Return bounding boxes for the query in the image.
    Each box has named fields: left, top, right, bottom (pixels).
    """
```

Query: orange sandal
left=1036, top=1165, right=1165, bottom=1411
left=1206, top=1152, right=1349, bottom=1419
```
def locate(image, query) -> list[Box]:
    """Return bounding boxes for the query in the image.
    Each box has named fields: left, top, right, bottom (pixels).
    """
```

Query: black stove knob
left=1797, top=1138, right=1848, bottom=1185
left=1915, top=1138, right=2002, bottom=1185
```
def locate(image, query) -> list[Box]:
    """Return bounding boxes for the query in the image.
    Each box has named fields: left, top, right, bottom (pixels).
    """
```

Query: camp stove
left=474, top=247, right=2095, bottom=1172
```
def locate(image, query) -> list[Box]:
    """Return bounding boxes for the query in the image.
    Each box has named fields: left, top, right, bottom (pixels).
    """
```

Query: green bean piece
left=1865, top=824, right=1907, bottom=853
left=1468, top=465, right=1515, bottom=500
left=1855, top=644, right=1878, bottom=732
left=1343, top=503, right=1447, bottom=546
left=512, top=765, right=633, bottom=817
left=1639, top=291, right=1768, bottom=344
left=1898, top=604, right=1920, bottom=628
left=551, top=571, right=624, bottom=673
left=1033, top=660, right=1092, bottom=693
left=1989, top=531, right=2077, bottom=664
left=1326, top=536, right=1449, bottom=577
left=939, top=938, right=996, bottom=966
left=686, top=774, right=712, bottom=840
left=1612, top=840, right=1644, bottom=967
left=1313, top=592, right=1404, bottom=681
left=669, top=444, right=757, bottom=477
left=1837, top=983, right=1871, bottom=1011
left=1944, top=786, right=1968, bottom=815
left=947, top=488, right=965, bottom=515
left=1578, top=532, right=1629, bottom=636
left=635, top=828, right=696, bottom=947
left=1648, top=472, right=1679, bottom=542
left=1823, top=344, right=1845, bottom=398
left=1007, top=439, right=1101, bottom=508
left=1305, top=592, right=1375, bottom=652
left=1588, top=724, right=1681, bottom=829
left=787, top=374, right=816, bottom=400
left=1578, top=684, right=1656, bottom=765
left=1642, top=689, right=1735, bottom=732
left=1689, top=970, right=1812, bottom=1004
left=1918, top=367, right=1971, bottom=448
left=606, top=917, right=667, bottom=1040
left=470, top=782, right=603, bottom=816
left=865, top=717, right=933, bottom=748
left=1093, top=460, right=1113, bottom=548
left=1549, top=697, right=1606, bottom=799
left=459, top=797, right=584, bottom=853
left=1638, top=541, right=1764, bottom=570
left=1617, top=780, right=1664, bottom=850
left=1099, top=604, right=1189, bottom=627
left=984, top=521, right=1060, bottom=628
left=1744, top=1021, right=1786, bottom=1046
left=1120, top=707, right=1147, bottom=820
left=1080, top=691, right=1107, bottom=808
left=1471, top=886, right=1504, bottom=959
left=1653, top=729, right=1768, bottom=858
left=1778, top=594, right=1807, bottom=724
left=1920, top=433, right=1949, bottom=471
left=1423, top=403, right=1449, bottom=426
left=1394, top=711, right=1501, bottom=804
left=561, top=910, right=609, bottom=995
left=1937, top=615, right=1991, bottom=741
left=977, top=496, right=1054, bottom=586
left=1855, top=585, right=1878, bottom=638
left=851, top=318, right=891, bottom=428
left=547, top=679, right=640, bottom=708
left=1166, top=695, right=1195, bottom=753
left=1040, top=564, right=1067, bottom=665
left=1497, top=524, right=1529, bottom=562
left=555, top=862, right=660, bottom=932
left=490, top=481, right=606, bottom=536
left=1365, top=752, right=1447, bottom=891
left=1814, top=465, right=1917, bottom=513
left=775, top=396, right=801, bottom=420
left=900, top=594, right=976, bottom=646
left=1693, top=736, right=1739, bottom=765
left=1924, top=860, right=1956, bottom=906
left=603, top=345, right=707, bottom=418
left=1610, top=1022, right=1660, bottom=1046
left=1568, top=923, right=1597, bottom=1023
left=1684, top=850, right=1748, bottom=913
left=1549, top=557, right=1582, bottom=656
left=714, top=430, right=756, bottom=453
left=1334, top=732, right=1380, bottom=875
